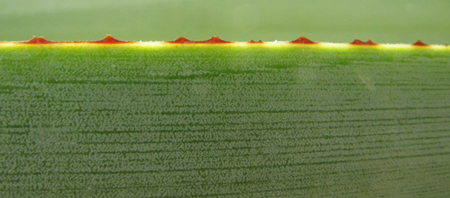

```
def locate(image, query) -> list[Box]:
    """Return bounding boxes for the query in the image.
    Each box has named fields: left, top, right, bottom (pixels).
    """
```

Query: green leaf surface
left=1, top=45, right=449, bottom=197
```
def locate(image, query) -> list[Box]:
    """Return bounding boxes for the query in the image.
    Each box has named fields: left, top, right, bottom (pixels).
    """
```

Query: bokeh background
left=1, top=0, right=449, bottom=44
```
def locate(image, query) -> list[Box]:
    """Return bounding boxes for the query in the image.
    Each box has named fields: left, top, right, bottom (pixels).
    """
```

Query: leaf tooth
left=87, top=34, right=133, bottom=44
left=19, top=36, right=56, bottom=44
left=412, top=40, right=429, bottom=46
left=290, top=37, right=318, bottom=44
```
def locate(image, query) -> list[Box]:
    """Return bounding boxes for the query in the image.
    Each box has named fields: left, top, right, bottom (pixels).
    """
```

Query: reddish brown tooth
left=290, top=37, right=318, bottom=44
left=166, top=36, right=196, bottom=44
left=87, top=35, right=132, bottom=44
left=350, top=39, right=377, bottom=45
left=19, top=36, right=57, bottom=44
left=350, top=39, right=364, bottom=45
left=248, top=39, right=264, bottom=43
left=197, top=36, right=233, bottom=44
left=412, top=40, right=429, bottom=46
left=365, top=40, right=377, bottom=45
left=167, top=36, right=232, bottom=44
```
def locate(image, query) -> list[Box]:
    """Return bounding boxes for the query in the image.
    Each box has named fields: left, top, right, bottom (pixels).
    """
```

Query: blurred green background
left=1, top=0, right=449, bottom=44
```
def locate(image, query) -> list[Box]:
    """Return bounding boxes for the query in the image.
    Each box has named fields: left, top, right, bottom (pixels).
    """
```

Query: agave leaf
left=1, top=43, right=449, bottom=197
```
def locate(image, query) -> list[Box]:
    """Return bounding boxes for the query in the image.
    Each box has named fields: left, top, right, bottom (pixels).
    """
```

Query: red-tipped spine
left=248, top=40, right=264, bottom=44
left=290, top=37, right=318, bottom=44
left=412, top=40, right=429, bottom=46
left=350, top=39, right=378, bottom=45
left=350, top=39, right=365, bottom=45
left=10, top=36, right=447, bottom=46
left=87, top=35, right=133, bottom=44
left=197, top=36, right=233, bottom=44
left=19, top=36, right=57, bottom=44
left=166, top=36, right=232, bottom=44
left=166, top=36, right=196, bottom=44
left=366, top=40, right=377, bottom=45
